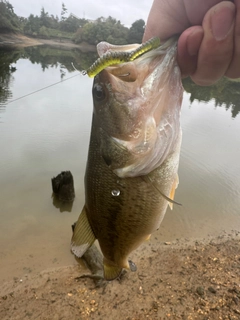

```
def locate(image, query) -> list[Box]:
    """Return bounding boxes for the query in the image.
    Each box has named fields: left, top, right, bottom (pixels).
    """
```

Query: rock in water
left=52, top=171, right=75, bottom=202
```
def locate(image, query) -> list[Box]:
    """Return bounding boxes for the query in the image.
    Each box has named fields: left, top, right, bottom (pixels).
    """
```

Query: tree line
left=0, top=0, right=145, bottom=44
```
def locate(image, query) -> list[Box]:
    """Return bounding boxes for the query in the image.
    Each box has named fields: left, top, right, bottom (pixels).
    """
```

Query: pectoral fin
left=145, top=234, right=151, bottom=241
left=168, top=174, right=179, bottom=210
left=71, top=206, right=96, bottom=258
left=143, top=175, right=182, bottom=207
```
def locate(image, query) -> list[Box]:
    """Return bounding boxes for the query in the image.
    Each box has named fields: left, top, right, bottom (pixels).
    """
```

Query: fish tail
left=103, top=258, right=123, bottom=281
left=71, top=206, right=96, bottom=257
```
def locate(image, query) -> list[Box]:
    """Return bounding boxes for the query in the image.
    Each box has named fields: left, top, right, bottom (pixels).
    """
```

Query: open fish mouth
left=92, top=38, right=182, bottom=178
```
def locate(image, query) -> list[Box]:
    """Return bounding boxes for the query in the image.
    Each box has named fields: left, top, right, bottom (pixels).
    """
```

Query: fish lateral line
left=142, top=175, right=182, bottom=206
left=83, top=37, right=161, bottom=78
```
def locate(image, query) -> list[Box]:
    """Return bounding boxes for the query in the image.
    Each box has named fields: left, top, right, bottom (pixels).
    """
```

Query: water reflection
left=0, top=45, right=97, bottom=107
left=183, top=77, right=240, bottom=118
left=23, top=45, right=97, bottom=72
left=52, top=194, right=74, bottom=213
left=0, top=48, right=19, bottom=106
left=1, top=46, right=239, bottom=119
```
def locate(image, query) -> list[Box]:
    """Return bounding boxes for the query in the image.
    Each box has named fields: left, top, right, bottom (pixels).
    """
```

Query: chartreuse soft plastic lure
left=83, top=37, right=161, bottom=78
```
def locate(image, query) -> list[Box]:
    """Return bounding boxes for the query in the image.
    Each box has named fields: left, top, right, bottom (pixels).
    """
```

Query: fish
left=71, top=37, right=183, bottom=281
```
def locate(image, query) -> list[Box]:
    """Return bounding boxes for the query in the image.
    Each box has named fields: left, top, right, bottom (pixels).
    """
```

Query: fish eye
left=93, top=84, right=106, bottom=102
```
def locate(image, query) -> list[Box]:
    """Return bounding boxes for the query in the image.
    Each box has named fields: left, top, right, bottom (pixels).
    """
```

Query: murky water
left=0, top=46, right=240, bottom=284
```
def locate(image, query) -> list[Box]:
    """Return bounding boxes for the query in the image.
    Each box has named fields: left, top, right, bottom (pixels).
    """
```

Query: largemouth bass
left=71, top=38, right=183, bottom=281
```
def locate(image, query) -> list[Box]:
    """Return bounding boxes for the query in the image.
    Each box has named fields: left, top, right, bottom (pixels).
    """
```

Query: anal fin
left=71, top=206, right=96, bottom=258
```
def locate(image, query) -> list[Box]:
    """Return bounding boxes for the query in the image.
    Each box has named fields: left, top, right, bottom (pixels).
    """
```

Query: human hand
left=143, top=0, right=239, bottom=85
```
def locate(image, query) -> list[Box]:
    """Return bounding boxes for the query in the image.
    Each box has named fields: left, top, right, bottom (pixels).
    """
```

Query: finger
left=143, top=0, right=226, bottom=42
left=183, top=0, right=230, bottom=24
left=177, top=26, right=204, bottom=78
left=143, top=0, right=190, bottom=42
left=191, top=1, right=235, bottom=86
left=225, top=0, right=240, bottom=78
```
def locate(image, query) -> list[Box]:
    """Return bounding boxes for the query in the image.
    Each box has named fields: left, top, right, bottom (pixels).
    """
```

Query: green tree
left=80, top=22, right=97, bottom=44
left=40, top=7, right=51, bottom=28
left=0, top=0, right=21, bottom=32
left=128, top=19, right=145, bottom=43
left=78, top=16, right=128, bottom=45
left=61, top=3, right=67, bottom=21
left=60, top=14, right=80, bottom=32
left=23, top=14, right=41, bottom=35
left=49, top=15, right=59, bottom=29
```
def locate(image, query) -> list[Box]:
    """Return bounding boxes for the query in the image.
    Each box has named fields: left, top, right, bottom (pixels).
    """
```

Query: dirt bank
left=0, top=33, right=42, bottom=47
left=0, top=33, right=96, bottom=51
left=1, top=232, right=240, bottom=320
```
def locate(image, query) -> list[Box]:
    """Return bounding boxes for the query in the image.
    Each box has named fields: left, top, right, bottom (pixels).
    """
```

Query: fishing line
left=6, top=37, right=161, bottom=105
left=71, top=62, right=81, bottom=73
left=7, top=73, right=81, bottom=105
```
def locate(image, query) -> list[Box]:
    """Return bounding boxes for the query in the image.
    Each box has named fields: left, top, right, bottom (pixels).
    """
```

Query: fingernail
left=211, top=5, right=235, bottom=41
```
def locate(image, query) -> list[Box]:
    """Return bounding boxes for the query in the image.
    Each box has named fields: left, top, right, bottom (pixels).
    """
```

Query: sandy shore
left=1, top=232, right=240, bottom=320
left=0, top=33, right=96, bottom=51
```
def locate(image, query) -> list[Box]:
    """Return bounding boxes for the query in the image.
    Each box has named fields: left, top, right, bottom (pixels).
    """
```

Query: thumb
left=191, top=1, right=235, bottom=85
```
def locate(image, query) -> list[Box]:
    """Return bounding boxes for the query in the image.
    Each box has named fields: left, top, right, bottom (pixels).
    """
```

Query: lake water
left=0, top=45, right=240, bottom=284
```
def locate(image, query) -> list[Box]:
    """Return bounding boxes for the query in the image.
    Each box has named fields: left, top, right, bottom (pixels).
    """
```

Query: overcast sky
left=9, top=0, right=153, bottom=27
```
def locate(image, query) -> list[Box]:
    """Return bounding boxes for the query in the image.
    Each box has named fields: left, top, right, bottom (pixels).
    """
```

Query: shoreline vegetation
left=0, top=0, right=145, bottom=50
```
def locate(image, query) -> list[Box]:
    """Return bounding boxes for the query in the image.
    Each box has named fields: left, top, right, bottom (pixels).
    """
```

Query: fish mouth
left=92, top=40, right=182, bottom=178
left=95, top=61, right=149, bottom=112
left=106, top=62, right=139, bottom=83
